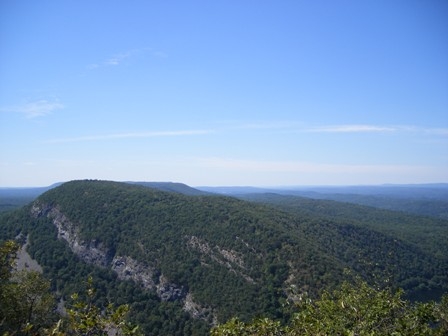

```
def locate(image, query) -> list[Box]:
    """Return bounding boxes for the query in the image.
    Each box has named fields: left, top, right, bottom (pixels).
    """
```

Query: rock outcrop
left=183, top=292, right=216, bottom=325
left=187, top=235, right=255, bottom=283
left=156, top=275, right=186, bottom=301
left=30, top=201, right=212, bottom=320
left=111, top=256, right=156, bottom=290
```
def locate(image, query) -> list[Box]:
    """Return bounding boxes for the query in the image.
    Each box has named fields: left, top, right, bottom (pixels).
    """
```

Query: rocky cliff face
left=111, top=255, right=156, bottom=290
left=187, top=235, right=255, bottom=283
left=30, top=201, right=214, bottom=321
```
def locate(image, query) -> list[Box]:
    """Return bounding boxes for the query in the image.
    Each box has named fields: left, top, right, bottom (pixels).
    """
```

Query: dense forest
left=0, top=180, right=447, bottom=335
left=2, top=240, right=447, bottom=335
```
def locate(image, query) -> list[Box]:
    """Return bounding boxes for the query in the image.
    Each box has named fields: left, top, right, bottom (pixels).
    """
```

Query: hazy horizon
left=1, top=179, right=448, bottom=190
left=1, top=1, right=447, bottom=187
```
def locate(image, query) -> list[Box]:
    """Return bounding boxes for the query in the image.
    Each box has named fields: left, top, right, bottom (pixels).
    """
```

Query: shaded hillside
left=1, top=180, right=447, bottom=334
left=239, top=192, right=448, bottom=300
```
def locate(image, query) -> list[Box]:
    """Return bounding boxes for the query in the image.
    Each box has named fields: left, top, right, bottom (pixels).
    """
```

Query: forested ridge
left=1, top=180, right=447, bottom=335
left=239, top=193, right=448, bottom=300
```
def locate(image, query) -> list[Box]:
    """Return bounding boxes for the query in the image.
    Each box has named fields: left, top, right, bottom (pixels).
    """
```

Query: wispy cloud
left=105, top=51, right=133, bottom=66
left=87, top=50, right=134, bottom=69
left=234, top=120, right=302, bottom=130
left=1, top=99, right=64, bottom=119
left=305, top=124, right=398, bottom=133
left=87, top=48, right=166, bottom=70
left=423, top=127, right=448, bottom=136
left=304, top=124, right=448, bottom=137
left=220, top=121, right=405, bottom=133
left=44, top=129, right=213, bottom=144
left=87, top=53, right=129, bottom=69
left=228, top=121, right=448, bottom=137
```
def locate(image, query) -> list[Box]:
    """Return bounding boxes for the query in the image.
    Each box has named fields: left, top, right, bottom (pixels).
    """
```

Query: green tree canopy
left=0, top=240, right=139, bottom=336
left=211, top=278, right=448, bottom=336
left=1, top=240, right=56, bottom=335
left=51, top=276, right=141, bottom=336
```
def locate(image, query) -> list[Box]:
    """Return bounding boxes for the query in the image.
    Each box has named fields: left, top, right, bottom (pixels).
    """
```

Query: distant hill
left=4, top=182, right=446, bottom=217
left=0, top=183, right=62, bottom=212
left=199, top=184, right=448, bottom=219
left=199, top=184, right=448, bottom=199
left=0, top=180, right=447, bottom=335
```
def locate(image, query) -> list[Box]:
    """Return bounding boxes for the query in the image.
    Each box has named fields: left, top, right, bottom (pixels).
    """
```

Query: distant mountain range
left=198, top=184, right=448, bottom=219
left=0, top=180, right=447, bottom=335
left=2, top=181, right=448, bottom=217
left=197, top=183, right=448, bottom=199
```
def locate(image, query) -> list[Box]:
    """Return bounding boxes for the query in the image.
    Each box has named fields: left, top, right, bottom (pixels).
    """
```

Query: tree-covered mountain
left=0, top=180, right=447, bottom=335
left=0, top=182, right=207, bottom=212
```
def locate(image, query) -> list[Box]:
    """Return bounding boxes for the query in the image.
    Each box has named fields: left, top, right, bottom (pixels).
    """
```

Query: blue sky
left=1, top=1, right=447, bottom=187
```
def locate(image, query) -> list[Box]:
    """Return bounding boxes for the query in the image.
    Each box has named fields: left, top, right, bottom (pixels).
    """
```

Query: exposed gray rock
left=15, top=235, right=43, bottom=273
left=183, top=292, right=217, bottom=324
left=156, top=275, right=186, bottom=301
left=31, top=202, right=52, bottom=218
left=187, top=235, right=255, bottom=283
left=47, top=205, right=110, bottom=267
left=111, top=256, right=155, bottom=290
left=30, top=202, right=211, bottom=320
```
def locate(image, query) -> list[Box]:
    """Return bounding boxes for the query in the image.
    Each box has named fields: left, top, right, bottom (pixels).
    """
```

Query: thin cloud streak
left=88, top=52, right=131, bottom=69
left=230, top=121, right=396, bottom=133
left=231, top=122, right=448, bottom=137
left=1, top=99, right=64, bottom=119
left=305, top=124, right=398, bottom=133
left=305, top=124, right=448, bottom=136
left=105, top=51, right=132, bottom=66
left=87, top=48, right=166, bottom=69
left=423, top=128, right=448, bottom=136
left=234, top=121, right=303, bottom=130
left=44, top=129, right=214, bottom=144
